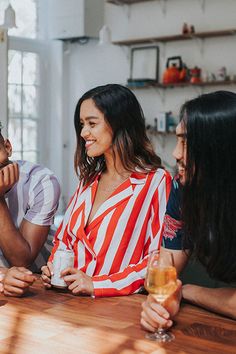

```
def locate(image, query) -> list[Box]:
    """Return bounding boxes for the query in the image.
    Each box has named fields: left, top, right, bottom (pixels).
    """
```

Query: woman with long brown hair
left=42, top=84, right=171, bottom=297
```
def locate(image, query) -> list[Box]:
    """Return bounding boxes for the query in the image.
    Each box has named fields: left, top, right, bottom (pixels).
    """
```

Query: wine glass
left=144, top=250, right=177, bottom=342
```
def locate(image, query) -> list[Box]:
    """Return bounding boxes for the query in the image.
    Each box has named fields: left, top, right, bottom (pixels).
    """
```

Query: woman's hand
left=2, top=267, right=36, bottom=297
left=41, top=261, right=53, bottom=289
left=141, top=279, right=182, bottom=332
left=61, top=267, right=94, bottom=296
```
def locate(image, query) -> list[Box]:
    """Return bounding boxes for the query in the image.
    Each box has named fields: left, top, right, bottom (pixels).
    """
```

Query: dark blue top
left=162, top=176, right=186, bottom=250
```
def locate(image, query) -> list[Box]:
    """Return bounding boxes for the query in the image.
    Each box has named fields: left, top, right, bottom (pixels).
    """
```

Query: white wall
left=48, top=0, right=236, bottom=206
left=0, top=30, right=8, bottom=136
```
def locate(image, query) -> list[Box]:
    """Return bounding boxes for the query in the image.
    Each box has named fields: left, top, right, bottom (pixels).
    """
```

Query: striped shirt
left=50, top=169, right=171, bottom=297
left=0, top=160, right=61, bottom=269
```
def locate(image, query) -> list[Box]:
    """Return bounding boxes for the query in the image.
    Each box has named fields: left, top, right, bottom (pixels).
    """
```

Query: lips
left=85, top=140, right=95, bottom=149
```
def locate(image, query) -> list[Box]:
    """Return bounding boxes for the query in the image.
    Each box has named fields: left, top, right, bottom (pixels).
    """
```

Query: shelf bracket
left=121, top=4, right=131, bottom=19
left=160, top=0, right=167, bottom=15
left=123, top=45, right=131, bottom=61
left=199, top=0, right=206, bottom=12
left=195, top=38, right=204, bottom=56
left=193, top=85, right=203, bottom=96
left=156, top=88, right=166, bottom=105
left=159, top=42, right=166, bottom=60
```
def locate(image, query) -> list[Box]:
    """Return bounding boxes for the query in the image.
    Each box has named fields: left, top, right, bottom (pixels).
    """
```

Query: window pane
left=23, top=86, right=38, bottom=118
left=0, top=1, right=8, bottom=24
left=8, top=119, right=22, bottom=152
left=8, top=51, right=22, bottom=84
left=23, top=119, right=37, bottom=150
left=8, top=85, right=22, bottom=117
left=11, top=151, right=22, bottom=161
left=23, top=53, right=39, bottom=85
left=23, top=151, right=37, bottom=163
left=8, top=0, right=37, bottom=39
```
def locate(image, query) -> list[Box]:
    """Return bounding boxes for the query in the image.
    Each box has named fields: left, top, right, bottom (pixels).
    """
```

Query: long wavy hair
left=181, top=91, right=236, bottom=283
left=74, top=84, right=163, bottom=185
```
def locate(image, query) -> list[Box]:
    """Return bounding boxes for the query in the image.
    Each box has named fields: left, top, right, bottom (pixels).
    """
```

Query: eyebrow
left=80, top=116, right=100, bottom=122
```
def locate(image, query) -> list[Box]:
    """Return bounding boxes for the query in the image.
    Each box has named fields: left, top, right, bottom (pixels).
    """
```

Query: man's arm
left=0, top=162, right=60, bottom=267
left=0, top=198, right=50, bottom=266
left=182, top=284, right=236, bottom=319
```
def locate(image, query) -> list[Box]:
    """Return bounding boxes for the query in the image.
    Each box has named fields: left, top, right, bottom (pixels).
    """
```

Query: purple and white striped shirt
left=0, top=160, right=61, bottom=268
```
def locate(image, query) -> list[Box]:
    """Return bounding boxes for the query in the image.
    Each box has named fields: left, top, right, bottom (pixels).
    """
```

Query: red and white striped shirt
left=50, top=168, right=171, bottom=297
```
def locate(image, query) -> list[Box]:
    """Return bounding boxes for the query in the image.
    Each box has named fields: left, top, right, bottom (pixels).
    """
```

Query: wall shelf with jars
left=107, top=0, right=156, bottom=5
left=127, top=80, right=236, bottom=90
left=112, top=28, right=236, bottom=46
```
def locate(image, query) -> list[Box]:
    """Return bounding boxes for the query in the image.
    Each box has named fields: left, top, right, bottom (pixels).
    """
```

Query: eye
left=89, top=121, right=96, bottom=127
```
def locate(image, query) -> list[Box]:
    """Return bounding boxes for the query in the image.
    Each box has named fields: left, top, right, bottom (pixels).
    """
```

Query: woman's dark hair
left=181, top=91, right=236, bottom=283
left=74, top=84, right=162, bottom=184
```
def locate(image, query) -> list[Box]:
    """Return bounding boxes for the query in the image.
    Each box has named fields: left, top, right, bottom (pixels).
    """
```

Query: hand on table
left=141, top=279, right=182, bottom=332
left=0, top=162, right=19, bottom=196
left=41, top=261, right=53, bottom=289
left=2, top=267, right=36, bottom=297
left=61, top=267, right=94, bottom=296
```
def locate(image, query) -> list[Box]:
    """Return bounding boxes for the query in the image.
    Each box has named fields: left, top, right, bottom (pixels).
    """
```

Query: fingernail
left=163, top=313, right=169, bottom=319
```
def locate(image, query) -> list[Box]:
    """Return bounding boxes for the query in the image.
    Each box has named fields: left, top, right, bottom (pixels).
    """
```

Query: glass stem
left=157, top=327, right=165, bottom=335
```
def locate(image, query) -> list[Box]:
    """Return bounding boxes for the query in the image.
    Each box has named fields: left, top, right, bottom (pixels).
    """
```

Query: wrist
left=0, top=267, right=7, bottom=283
left=182, top=284, right=201, bottom=303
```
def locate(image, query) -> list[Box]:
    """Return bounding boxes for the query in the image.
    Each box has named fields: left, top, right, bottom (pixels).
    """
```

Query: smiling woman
left=80, top=99, right=113, bottom=159
left=42, top=84, right=171, bottom=298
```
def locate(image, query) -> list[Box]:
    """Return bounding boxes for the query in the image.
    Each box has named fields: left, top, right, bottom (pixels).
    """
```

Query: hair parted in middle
left=180, top=90, right=236, bottom=283
left=74, top=84, right=163, bottom=185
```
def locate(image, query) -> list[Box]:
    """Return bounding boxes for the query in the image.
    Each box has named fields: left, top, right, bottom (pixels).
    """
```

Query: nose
left=80, top=125, right=90, bottom=139
left=172, top=141, right=183, bottom=161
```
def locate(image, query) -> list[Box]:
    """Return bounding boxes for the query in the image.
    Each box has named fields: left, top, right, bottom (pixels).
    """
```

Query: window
left=8, top=50, right=40, bottom=162
left=5, top=0, right=44, bottom=164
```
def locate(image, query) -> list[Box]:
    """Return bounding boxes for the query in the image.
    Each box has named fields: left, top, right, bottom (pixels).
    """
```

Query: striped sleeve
left=25, top=174, right=61, bottom=226
left=92, top=171, right=171, bottom=297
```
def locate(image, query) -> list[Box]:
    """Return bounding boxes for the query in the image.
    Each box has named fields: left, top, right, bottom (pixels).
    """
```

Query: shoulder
left=16, top=160, right=60, bottom=194
left=147, top=168, right=172, bottom=186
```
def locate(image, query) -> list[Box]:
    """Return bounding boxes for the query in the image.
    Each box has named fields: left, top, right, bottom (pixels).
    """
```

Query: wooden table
left=0, top=278, right=235, bottom=354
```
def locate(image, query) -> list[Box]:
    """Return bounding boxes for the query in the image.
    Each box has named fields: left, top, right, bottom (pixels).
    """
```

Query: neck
left=103, top=151, right=129, bottom=179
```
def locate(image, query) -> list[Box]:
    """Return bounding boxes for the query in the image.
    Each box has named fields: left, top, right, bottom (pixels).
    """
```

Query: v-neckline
left=85, top=173, right=132, bottom=229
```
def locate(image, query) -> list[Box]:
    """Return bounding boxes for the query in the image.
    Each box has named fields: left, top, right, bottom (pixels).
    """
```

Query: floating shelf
left=107, top=0, right=155, bottom=4
left=113, top=29, right=236, bottom=46
left=127, top=80, right=236, bottom=89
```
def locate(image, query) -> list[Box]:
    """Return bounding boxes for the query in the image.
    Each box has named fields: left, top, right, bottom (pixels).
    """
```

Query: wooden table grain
left=0, top=278, right=235, bottom=354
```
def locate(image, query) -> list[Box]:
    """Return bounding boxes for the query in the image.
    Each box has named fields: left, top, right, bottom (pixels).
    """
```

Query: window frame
left=8, top=36, right=48, bottom=164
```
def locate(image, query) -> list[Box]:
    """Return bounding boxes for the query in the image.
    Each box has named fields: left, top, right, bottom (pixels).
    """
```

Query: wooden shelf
left=113, top=28, right=236, bottom=46
left=127, top=80, right=236, bottom=89
left=107, top=0, right=155, bottom=4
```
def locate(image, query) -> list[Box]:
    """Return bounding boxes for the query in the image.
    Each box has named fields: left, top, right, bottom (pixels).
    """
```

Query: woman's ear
left=4, top=139, right=12, bottom=157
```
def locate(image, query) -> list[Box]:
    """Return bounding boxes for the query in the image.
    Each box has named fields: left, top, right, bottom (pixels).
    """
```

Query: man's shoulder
left=16, top=160, right=55, bottom=177
left=15, top=160, right=60, bottom=193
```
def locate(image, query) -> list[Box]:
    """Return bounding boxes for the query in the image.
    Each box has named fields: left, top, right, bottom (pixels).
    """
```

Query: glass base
left=145, top=330, right=175, bottom=342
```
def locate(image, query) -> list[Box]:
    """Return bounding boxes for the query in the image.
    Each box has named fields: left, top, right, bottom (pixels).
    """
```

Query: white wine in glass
left=144, top=250, right=177, bottom=342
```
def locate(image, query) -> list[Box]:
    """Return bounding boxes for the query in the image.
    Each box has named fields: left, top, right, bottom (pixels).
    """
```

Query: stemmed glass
left=144, top=250, right=177, bottom=342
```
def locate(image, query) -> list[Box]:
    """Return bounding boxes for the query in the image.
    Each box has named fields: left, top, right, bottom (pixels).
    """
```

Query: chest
left=87, top=185, right=112, bottom=225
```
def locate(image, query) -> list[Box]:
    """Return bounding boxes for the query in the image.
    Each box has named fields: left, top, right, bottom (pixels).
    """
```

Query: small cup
left=51, top=249, right=74, bottom=288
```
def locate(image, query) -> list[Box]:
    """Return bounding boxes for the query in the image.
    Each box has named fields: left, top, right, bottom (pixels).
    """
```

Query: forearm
left=182, top=284, right=236, bottom=319
left=92, top=259, right=148, bottom=297
left=0, top=198, right=32, bottom=266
